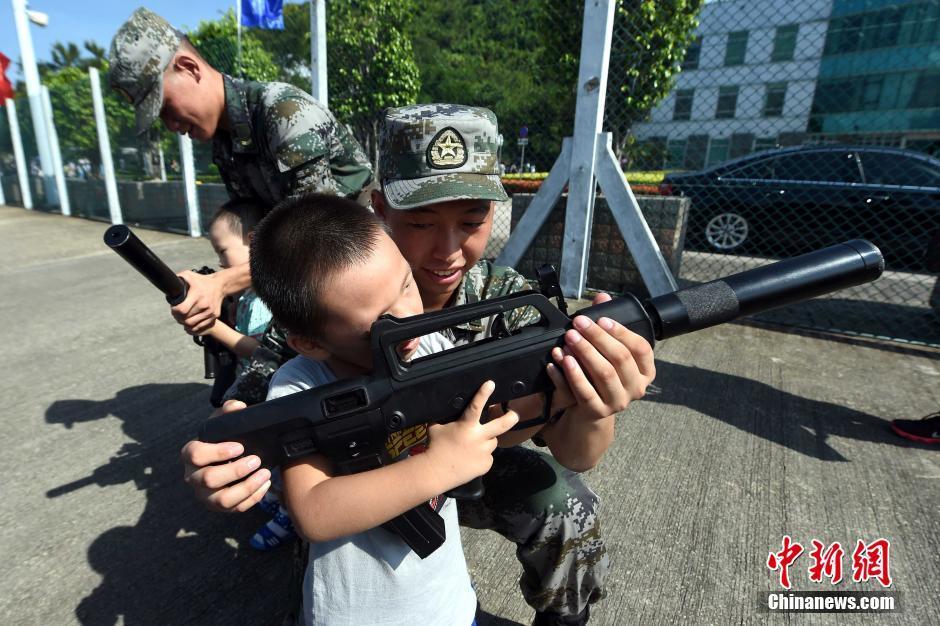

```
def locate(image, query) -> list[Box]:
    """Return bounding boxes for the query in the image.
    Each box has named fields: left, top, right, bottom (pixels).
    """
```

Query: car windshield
left=858, top=152, right=940, bottom=188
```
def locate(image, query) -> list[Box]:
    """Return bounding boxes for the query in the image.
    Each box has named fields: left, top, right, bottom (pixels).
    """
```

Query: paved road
left=1, top=206, right=938, bottom=625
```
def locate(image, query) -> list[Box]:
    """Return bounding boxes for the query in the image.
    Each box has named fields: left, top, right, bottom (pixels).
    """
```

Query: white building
left=630, top=0, right=832, bottom=169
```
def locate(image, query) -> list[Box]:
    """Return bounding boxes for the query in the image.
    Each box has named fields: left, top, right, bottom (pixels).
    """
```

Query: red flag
left=0, top=52, right=14, bottom=104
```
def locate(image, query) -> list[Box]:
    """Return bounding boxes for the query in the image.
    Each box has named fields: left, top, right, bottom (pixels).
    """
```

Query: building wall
left=809, top=0, right=940, bottom=144
left=631, top=0, right=833, bottom=168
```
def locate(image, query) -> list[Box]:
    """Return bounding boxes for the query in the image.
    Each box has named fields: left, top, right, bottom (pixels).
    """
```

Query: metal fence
left=0, top=0, right=937, bottom=346
left=620, top=0, right=940, bottom=347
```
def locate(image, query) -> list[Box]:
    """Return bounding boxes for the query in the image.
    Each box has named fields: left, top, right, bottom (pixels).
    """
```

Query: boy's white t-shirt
left=267, top=332, right=477, bottom=626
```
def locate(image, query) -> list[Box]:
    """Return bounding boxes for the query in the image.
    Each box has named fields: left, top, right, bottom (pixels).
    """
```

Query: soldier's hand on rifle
left=425, top=381, right=519, bottom=489
left=546, top=292, right=655, bottom=418
left=539, top=293, right=655, bottom=471
left=181, top=400, right=271, bottom=513
left=171, top=269, right=227, bottom=335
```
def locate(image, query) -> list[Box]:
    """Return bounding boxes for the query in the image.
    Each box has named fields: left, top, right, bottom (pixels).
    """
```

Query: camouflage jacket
left=441, top=260, right=538, bottom=346
left=224, top=260, right=536, bottom=405
left=212, top=76, right=373, bottom=206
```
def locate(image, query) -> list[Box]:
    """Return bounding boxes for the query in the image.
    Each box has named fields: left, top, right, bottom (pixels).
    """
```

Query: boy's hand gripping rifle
left=199, top=239, right=884, bottom=558
left=104, top=225, right=237, bottom=407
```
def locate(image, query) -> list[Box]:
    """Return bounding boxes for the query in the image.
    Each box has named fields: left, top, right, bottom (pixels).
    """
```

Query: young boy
left=203, top=199, right=273, bottom=372
left=249, top=192, right=519, bottom=624
left=203, top=199, right=295, bottom=550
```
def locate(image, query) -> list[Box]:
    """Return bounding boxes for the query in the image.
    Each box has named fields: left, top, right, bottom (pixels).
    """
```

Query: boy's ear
left=244, top=230, right=254, bottom=246
left=286, top=333, right=331, bottom=361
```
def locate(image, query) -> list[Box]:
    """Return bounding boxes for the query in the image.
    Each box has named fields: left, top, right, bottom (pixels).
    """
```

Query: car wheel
left=705, top=212, right=749, bottom=251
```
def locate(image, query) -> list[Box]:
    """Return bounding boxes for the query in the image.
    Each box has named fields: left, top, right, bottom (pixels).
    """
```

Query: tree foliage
left=44, top=62, right=136, bottom=167
left=409, top=0, right=701, bottom=166
left=326, top=0, right=421, bottom=163
left=609, top=0, right=702, bottom=160
left=187, top=10, right=280, bottom=82
left=7, top=1, right=701, bottom=179
left=537, top=0, right=703, bottom=162
left=408, top=0, right=571, bottom=169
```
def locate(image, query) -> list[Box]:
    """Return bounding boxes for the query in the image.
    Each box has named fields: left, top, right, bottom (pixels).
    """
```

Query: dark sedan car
left=661, top=146, right=940, bottom=271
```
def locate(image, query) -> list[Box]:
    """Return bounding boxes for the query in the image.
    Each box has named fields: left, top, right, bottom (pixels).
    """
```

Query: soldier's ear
left=287, top=333, right=330, bottom=361
left=372, top=190, right=387, bottom=219
left=173, top=53, right=201, bottom=83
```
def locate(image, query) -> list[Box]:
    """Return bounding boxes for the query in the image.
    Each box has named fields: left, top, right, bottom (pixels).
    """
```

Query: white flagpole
left=236, top=0, right=242, bottom=75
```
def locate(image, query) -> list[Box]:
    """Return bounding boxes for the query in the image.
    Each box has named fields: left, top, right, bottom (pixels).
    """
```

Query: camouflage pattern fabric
left=448, top=260, right=609, bottom=619
left=379, top=104, right=509, bottom=209
left=459, top=447, right=606, bottom=617
left=108, top=8, right=184, bottom=135
left=222, top=320, right=295, bottom=406
left=440, top=259, right=539, bottom=344
left=214, top=76, right=373, bottom=208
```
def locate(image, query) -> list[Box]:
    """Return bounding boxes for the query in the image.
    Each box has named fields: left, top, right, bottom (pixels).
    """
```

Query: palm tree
left=49, top=42, right=81, bottom=69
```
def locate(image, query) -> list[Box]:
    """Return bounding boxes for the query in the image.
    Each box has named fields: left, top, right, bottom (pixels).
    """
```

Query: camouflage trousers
left=457, top=445, right=608, bottom=617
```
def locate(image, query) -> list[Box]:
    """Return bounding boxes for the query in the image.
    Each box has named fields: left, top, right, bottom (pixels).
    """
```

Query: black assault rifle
left=194, top=239, right=883, bottom=558
left=104, top=225, right=237, bottom=407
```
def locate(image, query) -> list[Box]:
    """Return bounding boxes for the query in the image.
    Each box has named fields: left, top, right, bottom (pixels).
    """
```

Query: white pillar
left=11, top=0, right=57, bottom=205
left=158, top=143, right=167, bottom=182
left=560, top=0, right=616, bottom=298
left=310, top=0, right=327, bottom=103
left=179, top=133, right=201, bottom=237
left=40, top=86, right=70, bottom=216
left=5, top=98, right=32, bottom=209
left=0, top=170, right=5, bottom=205
left=89, top=68, right=122, bottom=224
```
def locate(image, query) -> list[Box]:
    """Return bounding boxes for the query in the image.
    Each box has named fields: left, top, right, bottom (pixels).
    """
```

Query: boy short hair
left=209, top=198, right=266, bottom=239
left=250, top=193, right=388, bottom=338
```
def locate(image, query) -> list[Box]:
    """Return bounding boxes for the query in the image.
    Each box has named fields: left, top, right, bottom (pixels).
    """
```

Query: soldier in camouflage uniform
left=194, top=105, right=654, bottom=625
left=108, top=8, right=372, bottom=336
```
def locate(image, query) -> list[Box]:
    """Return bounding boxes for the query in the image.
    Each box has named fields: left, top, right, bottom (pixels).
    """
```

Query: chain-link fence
left=2, top=0, right=937, bottom=346
left=616, top=0, right=940, bottom=347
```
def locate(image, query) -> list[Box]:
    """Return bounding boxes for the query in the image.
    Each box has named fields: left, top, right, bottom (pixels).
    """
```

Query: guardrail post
left=5, top=98, right=32, bottom=209
left=89, top=67, right=122, bottom=225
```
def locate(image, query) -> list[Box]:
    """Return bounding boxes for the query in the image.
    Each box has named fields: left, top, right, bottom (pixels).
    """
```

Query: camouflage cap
left=379, top=104, right=509, bottom=210
left=108, top=8, right=182, bottom=136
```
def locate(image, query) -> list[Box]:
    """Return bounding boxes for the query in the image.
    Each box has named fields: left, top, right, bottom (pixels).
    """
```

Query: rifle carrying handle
left=104, top=225, right=188, bottom=306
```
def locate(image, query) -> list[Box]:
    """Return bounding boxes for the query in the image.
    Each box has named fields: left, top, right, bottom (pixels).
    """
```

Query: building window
left=707, top=138, right=730, bottom=167
left=666, top=139, right=687, bottom=169
left=824, top=15, right=863, bottom=55
left=771, top=24, right=799, bottom=62
left=763, top=82, right=787, bottom=117
left=673, top=89, right=694, bottom=120
left=861, top=76, right=883, bottom=110
left=909, top=70, right=940, bottom=108
left=724, top=31, right=748, bottom=66
left=682, top=36, right=702, bottom=70
left=905, top=2, right=940, bottom=46
left=754, top=137, right=778, bottom=153
left=715, top=86, right=739, bottom=119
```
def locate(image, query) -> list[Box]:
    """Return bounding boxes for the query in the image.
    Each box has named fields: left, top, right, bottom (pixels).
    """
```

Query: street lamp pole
left=11, top=0, right=58, bottom=205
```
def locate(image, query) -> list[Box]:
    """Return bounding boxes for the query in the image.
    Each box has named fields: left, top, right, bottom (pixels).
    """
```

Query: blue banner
left=240, top=0, right=284, bottom=30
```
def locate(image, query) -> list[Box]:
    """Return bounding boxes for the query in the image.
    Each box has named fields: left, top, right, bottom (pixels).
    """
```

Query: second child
left=204, top=199, right=291, bottom=550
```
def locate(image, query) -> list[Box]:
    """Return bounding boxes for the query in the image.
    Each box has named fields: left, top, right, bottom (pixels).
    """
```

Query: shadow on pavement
left=477, top=610, right=525, bottom=625
left=647, top=360, right=935, bottom=462
left=45, top=384, right=291, bottom=626
left=751, top=297, right=940, bottom=348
